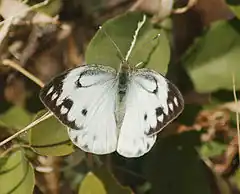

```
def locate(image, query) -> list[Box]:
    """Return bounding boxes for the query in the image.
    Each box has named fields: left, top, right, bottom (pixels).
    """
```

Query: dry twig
left=2, top=59, right=44, bottom=87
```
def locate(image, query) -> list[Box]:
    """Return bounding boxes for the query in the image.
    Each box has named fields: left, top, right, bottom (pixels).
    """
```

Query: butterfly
left=39, top=15, right=184, bottom=158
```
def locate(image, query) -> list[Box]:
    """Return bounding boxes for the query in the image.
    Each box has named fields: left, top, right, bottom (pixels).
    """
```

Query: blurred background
left=0, top=0, right=240, bottom=194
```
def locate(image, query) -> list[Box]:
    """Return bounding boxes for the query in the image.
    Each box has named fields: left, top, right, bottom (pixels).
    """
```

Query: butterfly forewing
left=117, top=69, right=184, bottom=157
left=40, top=65, right=119, bottom=155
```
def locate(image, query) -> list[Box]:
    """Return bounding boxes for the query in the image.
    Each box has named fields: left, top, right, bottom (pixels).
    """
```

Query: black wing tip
left=147, top=80, right=184, bottom=136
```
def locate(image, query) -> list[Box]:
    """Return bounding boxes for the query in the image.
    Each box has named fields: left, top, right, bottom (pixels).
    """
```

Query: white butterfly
left=39, top=15, right=184, bottom=158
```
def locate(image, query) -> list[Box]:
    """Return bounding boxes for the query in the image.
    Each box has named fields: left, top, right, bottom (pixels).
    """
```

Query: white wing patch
left=174, top=97, right=178, bottom=106
left=158, top=114, right=164, bottom=122
left=169, top=103, right=173, bottom=111
left=60, top=106, right=68, bottom=115
left=47, top=86, right=54, bottom=95
left=51, top=92, right=58, bottom=101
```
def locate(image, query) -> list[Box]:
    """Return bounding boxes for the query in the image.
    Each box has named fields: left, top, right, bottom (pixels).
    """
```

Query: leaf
left=0, top=106, right=32, bottom=129
left=226, top=0, right=240, bottom=19
left=29, top=110, right=74, bottom=156
left=93, top=167, right=132, bottom=194
left=183, top=18, right=240, bottom=92
left=78, top=172, right=107, bottom=194
left=0, top=106, right=33, bottom=142
left=85, top=12, right=170, bottom=75
left=0, top=150, right=35, bottom=194
left=199, top=141, right=227, bottom=158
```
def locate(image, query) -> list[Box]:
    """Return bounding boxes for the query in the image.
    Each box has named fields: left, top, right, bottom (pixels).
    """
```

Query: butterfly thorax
left=118, top=71, right=128, bottom=101
left=117, top=63, right=139, bottom=103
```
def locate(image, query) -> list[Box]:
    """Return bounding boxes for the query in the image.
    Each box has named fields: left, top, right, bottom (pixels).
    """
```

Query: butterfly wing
left=117, top=69, right=184, bottom=158
left=40, top=65, right=119, bottom=155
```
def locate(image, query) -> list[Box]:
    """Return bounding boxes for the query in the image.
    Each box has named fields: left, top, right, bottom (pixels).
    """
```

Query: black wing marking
left=40, top=71, right=79, bottom=128
left=148, top=79, right=184, bottom=135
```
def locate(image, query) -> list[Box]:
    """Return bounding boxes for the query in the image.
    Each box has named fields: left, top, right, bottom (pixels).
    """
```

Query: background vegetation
left=0, top=0, right=240, bottom=194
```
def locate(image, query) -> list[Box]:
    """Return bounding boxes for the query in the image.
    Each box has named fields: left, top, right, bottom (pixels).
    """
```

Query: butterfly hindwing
left=117, top=69, right=184, bottom=157
left=40, top=65, right=119, bottom=154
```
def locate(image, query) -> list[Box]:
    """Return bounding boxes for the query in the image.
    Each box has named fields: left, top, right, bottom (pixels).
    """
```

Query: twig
left=173, top=0, right=198, bottom=14
left=232, top=73, right=240, bottom=166
left=2, top=59, right=44, bottom=87
left=0, top=18, right=13, bottom=46
left=130, top=0, right=197, bottom=15
left=0, top=144, right=32, bottom=157
left=129, top=0, right=146, bottom=11
left=0, top=112, right=53, bottom=147
left=214, top=135, right=239, bottom=174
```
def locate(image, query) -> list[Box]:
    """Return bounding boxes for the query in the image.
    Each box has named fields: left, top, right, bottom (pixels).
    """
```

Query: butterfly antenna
left=99, top=26, right=125, bottom=63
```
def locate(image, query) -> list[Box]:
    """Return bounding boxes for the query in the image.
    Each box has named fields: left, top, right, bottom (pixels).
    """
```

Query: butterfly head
left=119, top=59, right=144, bottom=76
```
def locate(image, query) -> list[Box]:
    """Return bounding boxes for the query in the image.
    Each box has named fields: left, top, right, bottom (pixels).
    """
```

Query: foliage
left=0, top=150, right=35, bottom=194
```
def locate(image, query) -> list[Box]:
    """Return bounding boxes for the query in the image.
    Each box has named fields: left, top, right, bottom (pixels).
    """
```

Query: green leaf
left=29, top=110, right=74, bottom=156
left=0, top=106, right=32, bottom=130
left=183, top=18, right=240, bottom=92
left=78, top=172, right=106, bottom=194
left=0, top=106, right=33, bottom=142
left=93, top=167, right=132, bottom=194
left=0, top=150, right=35, bottom=194
left=199, top=141, right=227, bottom=158
left=226, top=0, right=240, bottom=19
left=86, top=12, right=170, bottom=75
